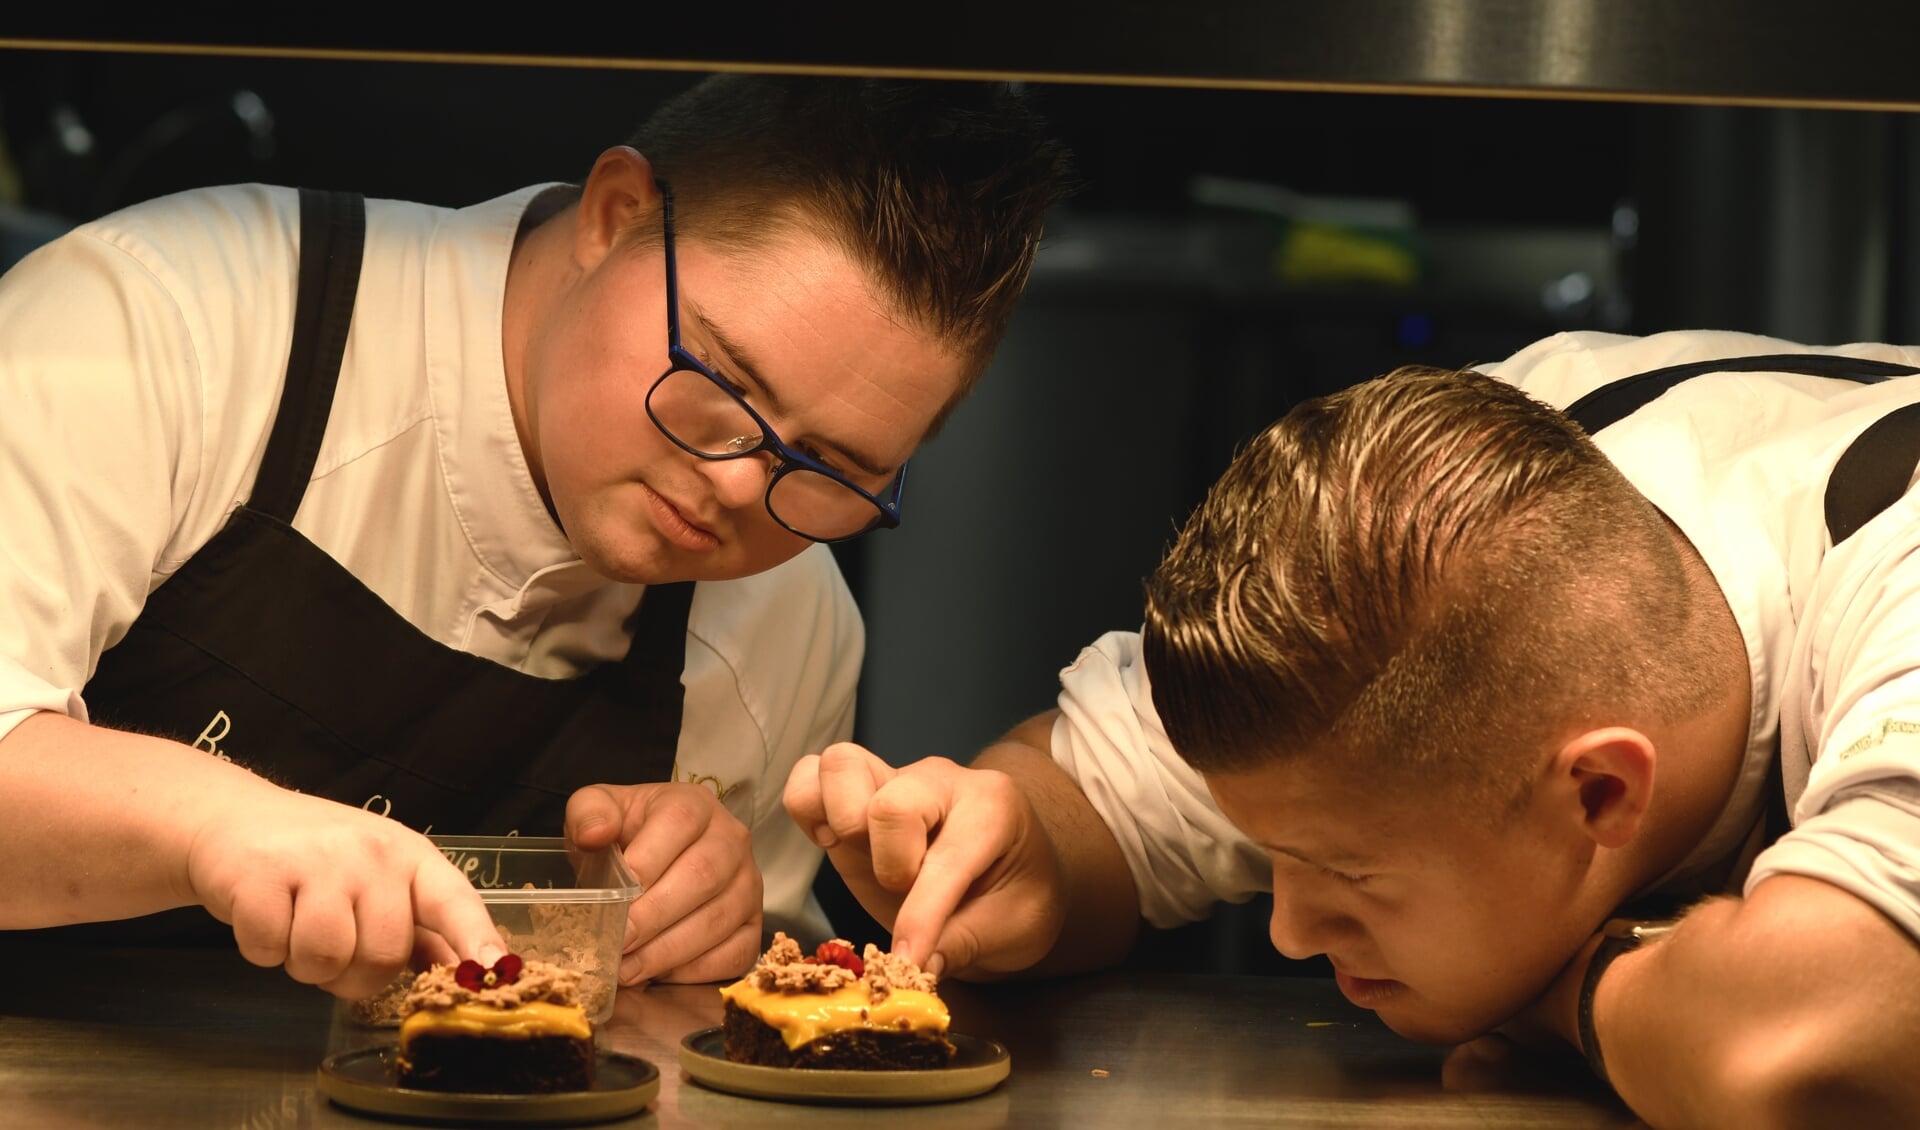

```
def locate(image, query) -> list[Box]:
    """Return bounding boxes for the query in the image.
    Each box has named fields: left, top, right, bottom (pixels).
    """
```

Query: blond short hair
left=1142, top=366, right=1735, bottom=806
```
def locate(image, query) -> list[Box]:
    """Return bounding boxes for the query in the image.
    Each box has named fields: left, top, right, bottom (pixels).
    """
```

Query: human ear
left=574, top=146, right=660, bottom=271
left=1553, top=727, right=1656, bottom=849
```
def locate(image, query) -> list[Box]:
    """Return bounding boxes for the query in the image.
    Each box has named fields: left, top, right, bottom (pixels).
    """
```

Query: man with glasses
left=0, top=73, right=1072, bottom=1001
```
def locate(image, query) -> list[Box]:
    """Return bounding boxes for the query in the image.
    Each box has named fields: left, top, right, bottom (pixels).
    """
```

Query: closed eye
left=694, top=350, right=858, bottom=477
left=1268, top=844, right=1373, bottom=887
left=792, top=440, right=849, bottom=475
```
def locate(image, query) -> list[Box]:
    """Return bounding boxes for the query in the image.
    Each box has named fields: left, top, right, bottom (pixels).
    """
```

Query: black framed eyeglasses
left=644, top=181, right=908, bottom=543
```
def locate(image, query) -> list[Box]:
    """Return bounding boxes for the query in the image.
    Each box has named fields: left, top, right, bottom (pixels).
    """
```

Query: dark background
left=5, top=43, right=1916, bottom=974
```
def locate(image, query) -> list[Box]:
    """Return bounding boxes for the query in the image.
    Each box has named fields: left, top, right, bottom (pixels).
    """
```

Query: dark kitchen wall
left=0, top=52, right=689, bottom=216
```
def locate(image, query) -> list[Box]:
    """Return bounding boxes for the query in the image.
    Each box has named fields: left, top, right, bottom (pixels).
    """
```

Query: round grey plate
left=678, top=1026, right=1011, bottom=1105
left=317, top=1047, right=659, bottom=1125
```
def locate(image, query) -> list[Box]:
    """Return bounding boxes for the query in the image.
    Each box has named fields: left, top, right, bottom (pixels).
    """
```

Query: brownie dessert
left=394, top=954, right=595, bottom=1093
left=719, top=932, right=957, bottom=1070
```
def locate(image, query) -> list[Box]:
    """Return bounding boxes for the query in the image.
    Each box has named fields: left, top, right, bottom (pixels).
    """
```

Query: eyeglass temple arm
left=658, top=181, right=682, bottom=346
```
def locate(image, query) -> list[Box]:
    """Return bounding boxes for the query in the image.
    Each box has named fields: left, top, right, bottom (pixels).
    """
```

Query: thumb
left=1459, top=1034, right=1516, bottom=1065
left=888, top=867, right=969, bottom=971
left=564, top=784, right=629, bottom=851
left=908, top=881, right=1063, bottom=980
left=923, top=922, right=978, bottom=982
left=1441, top=1033, right=1522, bottom=1093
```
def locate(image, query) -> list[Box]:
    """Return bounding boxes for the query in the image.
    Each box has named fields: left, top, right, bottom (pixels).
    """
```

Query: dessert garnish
left=454, top=953, right=525, bottom=991
left=809, top=940, right=865, bottom=977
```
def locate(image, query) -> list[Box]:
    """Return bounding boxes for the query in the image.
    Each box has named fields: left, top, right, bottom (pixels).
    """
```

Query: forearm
left=970, top=711, right=1141, bottom=976
left=1584, top=875, right=1920, bottom=1128
left=0, top=711, right=273, bottom=927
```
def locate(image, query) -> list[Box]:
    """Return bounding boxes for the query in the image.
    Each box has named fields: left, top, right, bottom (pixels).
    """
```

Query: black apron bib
left=69, top=189, right=694, bottom=941
left=1565, top=350, right=1920, bottom=904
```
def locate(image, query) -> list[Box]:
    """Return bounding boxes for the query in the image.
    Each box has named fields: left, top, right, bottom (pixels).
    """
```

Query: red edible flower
left=813, top=941, right=864, bottom=977
left=454, top=953, right=525, bottom=990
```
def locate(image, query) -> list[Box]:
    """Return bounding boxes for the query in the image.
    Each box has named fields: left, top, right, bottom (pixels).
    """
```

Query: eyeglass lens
left=648, top=366, right=893, bottom=541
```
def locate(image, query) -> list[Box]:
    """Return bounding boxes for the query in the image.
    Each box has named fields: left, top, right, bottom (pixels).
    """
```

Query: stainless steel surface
left=2, top=0, right=1918, bottom=110
left=0, top=938, right=1642, bottom=1128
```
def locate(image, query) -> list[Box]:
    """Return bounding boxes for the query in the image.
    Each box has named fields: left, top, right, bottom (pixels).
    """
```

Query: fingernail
left=619, top=953, right=646, bottom=986
left=925, top=952, right=946, bottom=979
left=811, top=826, right=839, bottom=849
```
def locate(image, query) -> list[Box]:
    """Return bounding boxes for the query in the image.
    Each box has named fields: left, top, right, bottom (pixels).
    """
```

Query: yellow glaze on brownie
left=720, top=981, right=949, bottom=1050
left=398, top=1001, right=591, bottom=1044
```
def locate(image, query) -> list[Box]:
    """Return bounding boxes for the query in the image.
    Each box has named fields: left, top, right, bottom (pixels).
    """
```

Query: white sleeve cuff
left=1747, top=785, right=1920, bottom=944
left=1051, top=630, right=1270, bottom=928
left=0, top=653, right=89, bottom=744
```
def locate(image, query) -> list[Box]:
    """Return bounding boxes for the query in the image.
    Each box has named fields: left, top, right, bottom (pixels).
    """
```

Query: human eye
left=794, top=441, right=840, bottom=466
left=792, top=440, right=848, bottom=476
left=1271, top=850, right=1369, bottom=887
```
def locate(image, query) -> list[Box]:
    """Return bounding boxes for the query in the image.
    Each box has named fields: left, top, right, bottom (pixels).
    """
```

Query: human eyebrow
left=688, top=304, right=894, bottom=479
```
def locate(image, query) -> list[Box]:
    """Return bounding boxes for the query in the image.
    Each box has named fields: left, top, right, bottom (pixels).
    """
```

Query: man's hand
left=1440, top=1033, right=1598, bottom=1096
left=783, top=741, right=1067, bottom=978
left=184, top=788, right=506, bottom=1002
left=564, top=782, right=761, bottom=986
left=0, top=712, right=504, bottom=1000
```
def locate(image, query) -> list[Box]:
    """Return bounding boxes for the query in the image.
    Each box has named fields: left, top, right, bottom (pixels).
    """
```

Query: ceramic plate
left=677, top=1026, right=1010, bottom=1105
left=317, top=1047, right=659, bottom=1124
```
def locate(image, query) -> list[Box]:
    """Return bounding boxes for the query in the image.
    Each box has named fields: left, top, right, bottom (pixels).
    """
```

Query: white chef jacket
left=1054, top=329, right=1920, bottom=944
left=0, top=182, right=855, bottom=940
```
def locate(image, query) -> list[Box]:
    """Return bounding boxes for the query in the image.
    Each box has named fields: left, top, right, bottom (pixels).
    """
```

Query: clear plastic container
left=433, top=834, right=642, bottom=1024
left=330, top=835, right=641, bottom=1054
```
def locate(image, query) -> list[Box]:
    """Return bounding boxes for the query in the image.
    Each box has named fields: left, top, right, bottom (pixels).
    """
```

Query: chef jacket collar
left=423, top=183, right=600, bottom=602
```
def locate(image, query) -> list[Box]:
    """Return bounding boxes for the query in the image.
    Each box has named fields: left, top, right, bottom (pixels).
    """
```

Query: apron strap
left=250, top=188, right=367, bottom=523
left=1563, top=351, right=1920, bottom=548
left=1562, top=351, right=1920, bottom=436
left=1826, top=400, right=1920, bottom=545
left=1762, top=399, right=1920, bottom=844
left=616, top=578, right=695, bottom=762
left=475, top=579, right=694, bottom=830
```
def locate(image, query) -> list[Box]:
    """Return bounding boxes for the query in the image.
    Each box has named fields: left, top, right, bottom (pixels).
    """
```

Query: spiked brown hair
left=1142, top=366, right=1739, bottom=807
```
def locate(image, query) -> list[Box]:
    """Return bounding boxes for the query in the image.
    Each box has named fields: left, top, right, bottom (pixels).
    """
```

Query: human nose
left=1268, top=882, right=1357, bottom=960
left=697, top=450, right=776, bottom=511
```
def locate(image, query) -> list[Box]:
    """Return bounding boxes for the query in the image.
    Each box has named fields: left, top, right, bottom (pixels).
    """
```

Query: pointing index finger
left=413, top=857, right=505, bottom=965
left=886, top=806, right=1011, bottom=970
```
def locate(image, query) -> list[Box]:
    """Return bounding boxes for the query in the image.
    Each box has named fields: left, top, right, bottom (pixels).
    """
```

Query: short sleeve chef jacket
left=0, top=183, right=854, bottom=940
left=1051, top=329, right=1920, bottom=945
